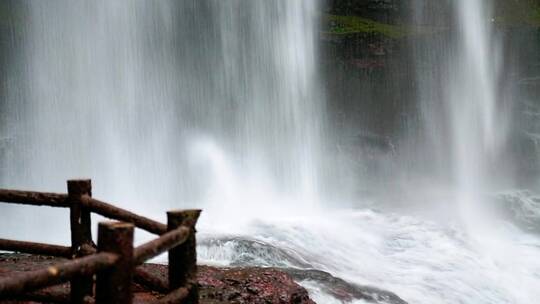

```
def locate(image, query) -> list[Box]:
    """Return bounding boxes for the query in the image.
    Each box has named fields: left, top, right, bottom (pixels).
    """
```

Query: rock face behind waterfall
left=322, top=0, right=540, bottom=188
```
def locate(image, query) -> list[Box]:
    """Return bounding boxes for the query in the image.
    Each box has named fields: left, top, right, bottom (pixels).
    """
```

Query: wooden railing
left=0, top=179, right=201, bottom=304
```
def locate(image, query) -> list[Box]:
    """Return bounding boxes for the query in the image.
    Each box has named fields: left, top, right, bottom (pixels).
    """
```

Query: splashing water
left=0, top=0, right=325, bottom=242
left=449, top=0, right=508, bottom=230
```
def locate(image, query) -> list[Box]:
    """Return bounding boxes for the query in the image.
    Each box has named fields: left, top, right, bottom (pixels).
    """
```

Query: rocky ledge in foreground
left=200, top=266, right=314, bottom=304
left=286, top=268, right=407, bottom=304
left=138, top=263, right=314, bottom=304
left=0, top=254, right=314, bottom=304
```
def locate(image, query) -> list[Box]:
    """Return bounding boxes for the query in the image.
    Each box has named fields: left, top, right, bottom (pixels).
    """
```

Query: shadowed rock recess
left=322, top=0, right=540, bottom=189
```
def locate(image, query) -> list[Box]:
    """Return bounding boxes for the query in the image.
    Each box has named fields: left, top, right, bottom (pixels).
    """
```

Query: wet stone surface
left=0, top=254, right=314, bottom=304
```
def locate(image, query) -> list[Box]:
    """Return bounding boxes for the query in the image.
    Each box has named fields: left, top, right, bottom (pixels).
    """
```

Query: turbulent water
left=198, top=204, right=540, bottom=303
left=1, top=1, right=540, bottom=304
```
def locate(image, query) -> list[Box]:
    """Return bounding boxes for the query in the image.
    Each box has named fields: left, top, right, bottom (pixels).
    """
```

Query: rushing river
left=0, top=1, right=539, bottom=303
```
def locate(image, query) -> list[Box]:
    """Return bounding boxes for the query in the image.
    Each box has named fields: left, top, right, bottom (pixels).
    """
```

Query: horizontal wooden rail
left=0, top=189, right=69, bottom=207
left=0, top=239, right=72, bottom=258
left=154, top=286, right=190, bottom=304
left=0, top=252, right=118, bottom=297
left=82, top=196, right=167, bottom=235
left=134, top=268, right=168, bottom=293
left=133, top=226, right=190, bottom=265
left=8, top=288, right=73, bottom=304
left=0, top=180, right=200, bottom=304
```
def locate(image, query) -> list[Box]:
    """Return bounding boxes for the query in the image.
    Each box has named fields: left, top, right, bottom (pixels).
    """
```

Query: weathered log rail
left=81, top=196, right=168, bottom=235
left=0, top=239, right=72, bottom=258
left=0, top=179, right=201, bottom=304
left=0, top=189, right=69, bottom=207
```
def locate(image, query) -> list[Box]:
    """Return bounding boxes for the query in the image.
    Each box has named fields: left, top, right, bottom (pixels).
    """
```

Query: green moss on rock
left=0, top=2, right=22, bottom=32
left=323, top=14, right=443, bottom=39
left=532, top=6, right=540, bottom=26
left=324, top=14, right=407, bottom=38
left=494, top=0, right=540, bottom=27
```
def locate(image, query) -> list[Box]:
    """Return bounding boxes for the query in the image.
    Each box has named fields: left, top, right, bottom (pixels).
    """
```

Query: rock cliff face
left=321, top=0, right=416, bottom=189
left=326, top=0, right=400, bottom=23
left=322, top=0, right=540, bottom=186
left=325, top=0, right=457, bottom=25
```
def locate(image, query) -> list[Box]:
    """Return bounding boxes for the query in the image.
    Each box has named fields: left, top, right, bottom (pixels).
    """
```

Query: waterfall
left=0, top=0, right=324, bottom=242
left=1, top=2, right=540, bottom=303
left=412, top=0, right=510, bottom=207
left=449, top=0, right=507, bottom=210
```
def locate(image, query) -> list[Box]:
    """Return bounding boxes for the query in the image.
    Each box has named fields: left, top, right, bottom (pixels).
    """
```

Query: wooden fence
left=0, top=179, right=201, bottom=304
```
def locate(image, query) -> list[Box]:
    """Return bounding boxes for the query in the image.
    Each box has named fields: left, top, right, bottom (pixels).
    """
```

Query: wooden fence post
left=95, top=221, right=134, bottom=304
left=167, top=210, right=201, bottom=304
left=68, top=179, right=94, bottom=304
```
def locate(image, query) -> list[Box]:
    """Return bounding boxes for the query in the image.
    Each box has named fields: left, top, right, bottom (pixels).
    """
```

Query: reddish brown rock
left=136, top=263, right=314, bottom=304
left=0, top=254, right=314, bottom=304
left=198, top=266, right=314, bottom=304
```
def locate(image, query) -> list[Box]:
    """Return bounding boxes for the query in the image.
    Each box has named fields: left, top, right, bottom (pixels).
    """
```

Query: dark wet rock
left=0, top=252, right=408, bottom=304
left=0, top=254, right=160, bottom=304
left=199, top=237, right=407, bottom=303
left=285, top=268, right=407, bottom=304
left=494, top=191, right=540, bottom=233
left=199, top=237, right=314, bottom=269
left=197, top=266, right=315, bottom=304
left=349, top=132, right=395, bottom=155
left=326, top=0, right=401, bottom=24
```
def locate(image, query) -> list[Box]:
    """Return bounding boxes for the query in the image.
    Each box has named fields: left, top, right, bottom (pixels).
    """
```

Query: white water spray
left=0, top=0, right=325, bottom=242
left=449, top=0, right=507, bottom=223
left=0, top=1, right=539, bottom=304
